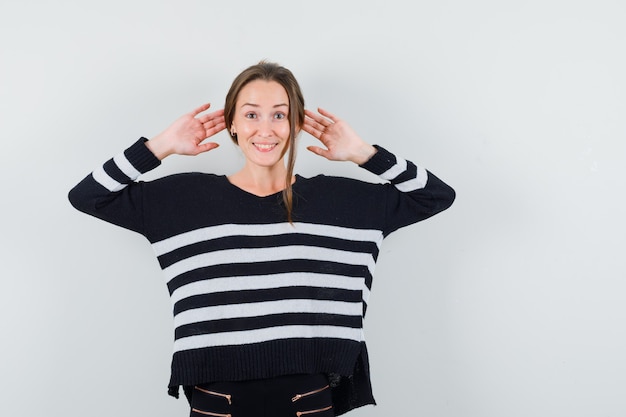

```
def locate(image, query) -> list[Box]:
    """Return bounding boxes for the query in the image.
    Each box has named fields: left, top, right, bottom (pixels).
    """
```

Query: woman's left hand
left=303, top=108, right=377, bottom=165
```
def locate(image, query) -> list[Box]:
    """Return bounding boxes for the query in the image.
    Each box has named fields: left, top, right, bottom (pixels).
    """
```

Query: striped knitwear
left=68, top=137, right=455, bottom=415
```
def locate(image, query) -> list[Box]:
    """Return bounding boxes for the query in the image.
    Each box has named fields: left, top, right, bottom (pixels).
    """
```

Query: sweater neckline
left=222, top=174, right=301, bottom=199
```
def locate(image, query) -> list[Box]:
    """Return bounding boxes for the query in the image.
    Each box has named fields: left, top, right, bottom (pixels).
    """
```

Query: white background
left=1, top=1, right=625, bottom=416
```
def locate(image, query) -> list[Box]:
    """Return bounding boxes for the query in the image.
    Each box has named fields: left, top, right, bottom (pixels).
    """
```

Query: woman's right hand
left=146, top=103, right=226, bottom=160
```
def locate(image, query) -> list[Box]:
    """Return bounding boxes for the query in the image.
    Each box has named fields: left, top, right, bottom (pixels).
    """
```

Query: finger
left=191, top=103, right=212, bottom=117
left=304, top=115, right=329, bottom=135
left=202, top=114, right=225, bottom=128
left=199, top=117, right=225, bottom=130
left=305, top=109, right=331, bottom=126
left=302, top=121, right=322, bottom=139
left=205, top=121, right=226, bottom=137
left=196, top=142, right=220, bottom=154
left=306, top=145, right=329, bottom=158
left=207, top=108, right=225, bottom=118
left=317, top=107, right=339, bottom=123
left=198, top=108, right=224, bottom=122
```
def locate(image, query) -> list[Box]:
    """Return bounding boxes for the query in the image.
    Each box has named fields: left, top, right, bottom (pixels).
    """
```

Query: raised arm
left=303, top=107, right=455, bottom=235
left=68, top=104, right=226, bottom=234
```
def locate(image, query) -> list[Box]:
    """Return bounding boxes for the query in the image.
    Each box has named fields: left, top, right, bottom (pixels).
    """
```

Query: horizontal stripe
left=152, top=222, right=383, bottom=257
left=174, top=286, right=362, bottom=315
left=173, top=325, right=364, bottom=351
left=103, top=159, right=130, bottom=184
left=162, top=246, right=376, bottom=283
left=157, top=233, right=379, bottom=270
left=92, top=165, right=126, bottom=192
left=395, top=166, right=428, bottom=192
left=174, top=299, right=362, bottom=328
left=167, top=260, right=371, bottom=294
left=170, top=272, right=367, bottom=305
left=175, top=313, right=362, bottom=339
left=379, top=157, right=406, bottom=181
left=113, top=152, right=141, bottom=180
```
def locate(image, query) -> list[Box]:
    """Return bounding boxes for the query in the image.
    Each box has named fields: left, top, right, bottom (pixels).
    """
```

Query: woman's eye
left=245, top=113, right=256, bottom=119
left=274, top=112, right=286, bottom=120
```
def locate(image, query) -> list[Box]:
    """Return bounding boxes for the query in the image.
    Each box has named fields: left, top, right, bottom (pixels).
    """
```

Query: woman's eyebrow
left=240, top=102, right=288, bottom=108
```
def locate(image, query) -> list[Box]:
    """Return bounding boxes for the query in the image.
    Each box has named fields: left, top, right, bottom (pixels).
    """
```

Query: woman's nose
left=258, top=118, right=273, bottom=136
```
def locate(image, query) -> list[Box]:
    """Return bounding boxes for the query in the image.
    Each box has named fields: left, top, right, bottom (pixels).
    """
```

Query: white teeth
left=254, top=143, right=277, bottom=150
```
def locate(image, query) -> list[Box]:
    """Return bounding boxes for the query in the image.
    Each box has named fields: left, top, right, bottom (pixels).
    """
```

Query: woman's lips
left=253, top=143, right=278, bottom=152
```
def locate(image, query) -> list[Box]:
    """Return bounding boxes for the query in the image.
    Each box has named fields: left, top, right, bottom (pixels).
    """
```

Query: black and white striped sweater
left=68, top=138, right=455, bottom=415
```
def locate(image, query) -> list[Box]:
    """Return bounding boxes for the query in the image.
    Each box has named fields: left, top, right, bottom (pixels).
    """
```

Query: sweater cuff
left=358, top=145, right=397, bottom=176
left=124, top=137, right=162, bottom=174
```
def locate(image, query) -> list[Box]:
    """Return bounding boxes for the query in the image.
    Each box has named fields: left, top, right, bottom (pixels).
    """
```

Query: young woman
left=69, top=61, right=455, bottom=417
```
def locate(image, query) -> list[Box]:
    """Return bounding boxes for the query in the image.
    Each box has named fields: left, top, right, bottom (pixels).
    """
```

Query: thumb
left=307, top=145, right=329, bottom=159
left=195, top=142, right=220, bottom=155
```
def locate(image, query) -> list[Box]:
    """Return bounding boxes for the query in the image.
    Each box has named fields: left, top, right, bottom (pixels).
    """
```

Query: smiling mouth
left=253, top=143, right=278, bottom=151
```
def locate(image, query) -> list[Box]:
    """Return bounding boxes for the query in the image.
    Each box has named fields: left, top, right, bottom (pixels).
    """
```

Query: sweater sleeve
left=68, top=138, right=161, bottom=235
left=359, top=145, right=455, bottom=236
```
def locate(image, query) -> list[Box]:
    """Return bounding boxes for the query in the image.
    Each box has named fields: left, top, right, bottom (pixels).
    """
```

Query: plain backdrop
left=1, top=1, right=625, bottom=416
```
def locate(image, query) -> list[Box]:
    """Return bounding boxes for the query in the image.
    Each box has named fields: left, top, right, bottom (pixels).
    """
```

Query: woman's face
left=231, top=79, right=291, bottom=169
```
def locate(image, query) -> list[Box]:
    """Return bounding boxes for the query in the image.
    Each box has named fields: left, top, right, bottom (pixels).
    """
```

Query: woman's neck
left=228, top=164, right=293, bottom=197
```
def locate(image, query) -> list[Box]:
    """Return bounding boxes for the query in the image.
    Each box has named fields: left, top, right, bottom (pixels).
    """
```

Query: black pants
left=189, top=373, right=334, bottom=417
